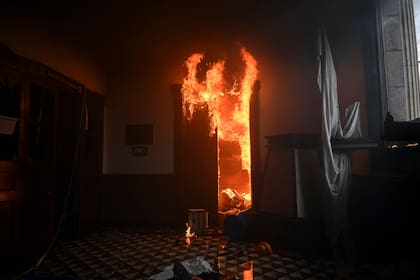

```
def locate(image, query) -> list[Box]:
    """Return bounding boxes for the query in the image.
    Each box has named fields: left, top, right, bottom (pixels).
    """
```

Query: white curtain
left=317, top=26, right=361, bottom=261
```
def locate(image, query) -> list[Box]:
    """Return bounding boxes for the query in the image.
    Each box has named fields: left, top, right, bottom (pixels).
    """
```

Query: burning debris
left=185, top=223, right=195, bottom=238
left=181, top=46, right=258, bottom=214
left=219, top=188, right=251, bottom=215
left=185, top=223, right=195, bottom=246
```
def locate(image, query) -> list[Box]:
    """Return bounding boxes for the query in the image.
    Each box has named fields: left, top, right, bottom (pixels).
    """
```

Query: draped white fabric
left=317, top=27, right=361, bottom=259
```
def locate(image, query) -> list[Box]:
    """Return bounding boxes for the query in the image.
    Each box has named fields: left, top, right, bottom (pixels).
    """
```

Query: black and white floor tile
left=36, top=228, right=340, bottom=279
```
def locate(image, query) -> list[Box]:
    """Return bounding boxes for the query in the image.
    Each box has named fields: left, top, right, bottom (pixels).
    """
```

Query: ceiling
left=0, top=1, right=274, bottom=69
left=0, top=0, right=366, bottom=90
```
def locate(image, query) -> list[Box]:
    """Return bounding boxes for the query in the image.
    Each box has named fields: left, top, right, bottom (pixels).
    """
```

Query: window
left=379, top=0, right=420, bottom=120
left=414, top=0, right=420, bottom=74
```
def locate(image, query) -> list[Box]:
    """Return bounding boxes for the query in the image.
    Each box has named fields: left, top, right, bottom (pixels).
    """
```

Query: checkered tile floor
left=37, top=228, right=340, bottom=279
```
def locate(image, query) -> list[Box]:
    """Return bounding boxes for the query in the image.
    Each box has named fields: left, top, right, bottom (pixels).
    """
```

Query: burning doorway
left=174, top=47, right=259, bottom=221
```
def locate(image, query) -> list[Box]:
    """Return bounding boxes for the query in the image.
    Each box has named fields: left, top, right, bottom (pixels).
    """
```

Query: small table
left=258, top=134, right=321, bottom=218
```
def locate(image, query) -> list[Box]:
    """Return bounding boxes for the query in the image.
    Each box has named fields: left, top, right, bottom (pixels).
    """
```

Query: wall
left=0, top=19, right=105, bottom=94
left=102, top=174, right=178, bottom=227
left=326, top=5, right=370, bottom=174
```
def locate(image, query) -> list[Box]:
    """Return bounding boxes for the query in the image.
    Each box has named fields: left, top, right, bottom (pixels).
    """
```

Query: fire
left=186, top=223, right=195, bottom=238
left=181, top=47, right=258, bottom=214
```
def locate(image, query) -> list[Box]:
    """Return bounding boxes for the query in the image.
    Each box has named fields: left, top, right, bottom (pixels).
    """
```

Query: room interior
left=1, top=0, right=419, bottom=279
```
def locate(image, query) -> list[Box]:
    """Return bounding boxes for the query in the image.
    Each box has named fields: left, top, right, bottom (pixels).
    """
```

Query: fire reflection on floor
left=38, top=228, right=339, bottom=279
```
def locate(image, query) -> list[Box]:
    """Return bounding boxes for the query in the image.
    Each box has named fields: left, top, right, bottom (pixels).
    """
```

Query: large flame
left=181, top=47, right=258, bottom=214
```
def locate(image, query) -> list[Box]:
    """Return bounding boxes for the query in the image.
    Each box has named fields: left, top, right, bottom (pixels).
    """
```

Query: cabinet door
left=19, top=82, right=56, bottom=259
left=79, top=92, right=104, bottom=233
left=0, top=70, right=22, bottom=265
left=55, top=91, right=104, bottom=235
left=55, top=90, right=83, bottom=236
left=0, top=70, right=20, bottom=161
left=0, top=161, right=18, bottom=265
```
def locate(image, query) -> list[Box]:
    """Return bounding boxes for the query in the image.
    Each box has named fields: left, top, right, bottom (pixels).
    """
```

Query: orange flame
left=185, top=222, right=195, bottom=238
left=181, top=47, right=258, bottom=213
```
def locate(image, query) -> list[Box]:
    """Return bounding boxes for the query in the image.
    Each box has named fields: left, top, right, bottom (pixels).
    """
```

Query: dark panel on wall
left=125, top=124, right=153, bottom=145
left=102, top=174, right=179, bottom=228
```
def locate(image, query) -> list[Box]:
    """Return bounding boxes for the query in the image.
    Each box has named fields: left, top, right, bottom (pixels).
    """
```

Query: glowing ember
left=186, top=223, right=195, bottom=238
left=181, top=47, right=258, bottom=214
left=219, top=187, right=252, bottom=214
left=406, top=142, right=418, bottom=147
left=243, top=261, right=253, bottom=280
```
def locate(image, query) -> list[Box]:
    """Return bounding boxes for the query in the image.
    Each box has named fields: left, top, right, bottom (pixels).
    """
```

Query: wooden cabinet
left=79, top=93, right=104, bottom=233
left=0, top=45, right=104, bottom=266
left=0, top=54, right=25, bottom=267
